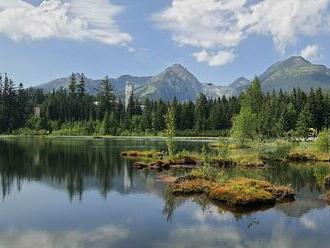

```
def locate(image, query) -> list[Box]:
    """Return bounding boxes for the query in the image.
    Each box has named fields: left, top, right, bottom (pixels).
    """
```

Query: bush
left=315, top=130, right=330, bottom=152
left=51, top=122, right=89, bottom=136
left=259, top=143, right=292, bottom=161
left=12, top=128, right=48, bottom=136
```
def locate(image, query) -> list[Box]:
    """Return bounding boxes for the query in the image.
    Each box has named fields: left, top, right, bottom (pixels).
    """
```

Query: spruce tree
left=77, top=73, right=86, bottom=97
left=295, top=104, right=313, bottom=139
left=98, top=75, right=114, bottom=117
left=68, top=73, right=77, bottom=95
left=195, top=94, right=208, bottom=131
left=99, top=111, right=111, bottom=135
left=165, top=105, right=176, bottom=157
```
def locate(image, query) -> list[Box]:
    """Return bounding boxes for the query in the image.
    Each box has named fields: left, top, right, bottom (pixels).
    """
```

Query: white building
left=125, top=81, right=134, bottom=111
left=33, top=106, right=41, bottom=118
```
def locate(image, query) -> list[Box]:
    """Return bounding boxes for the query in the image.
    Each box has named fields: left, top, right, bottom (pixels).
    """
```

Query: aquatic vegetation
left=259, top=143, right=292, bottom=161
left=288, top=145, right=330, bottom=162
left=172, top=178, right=215, bottom=195
left=170, top=176, right=294, bottom=209
left=315, top=129, right=330, bottom=153
left=121, top=150, right=163, bottom=159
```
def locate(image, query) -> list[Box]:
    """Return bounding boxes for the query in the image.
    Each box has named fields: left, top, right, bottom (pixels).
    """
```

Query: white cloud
left=0, top=0, right=132, bottom=45
left=128, top=47, right=136, bottom=53
left=300, top=44, right=321, bottom=61
left=155, top=0, right=330, bottom=66
left=193, top=50, right=234, bottom=66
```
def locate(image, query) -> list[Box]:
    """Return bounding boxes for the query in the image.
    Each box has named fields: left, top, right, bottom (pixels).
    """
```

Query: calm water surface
left=0, top=137, right=329, bottom=248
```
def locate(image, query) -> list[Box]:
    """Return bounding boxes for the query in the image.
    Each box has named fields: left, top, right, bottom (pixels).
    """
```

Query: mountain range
left=37, top=56, right=330, bottom=101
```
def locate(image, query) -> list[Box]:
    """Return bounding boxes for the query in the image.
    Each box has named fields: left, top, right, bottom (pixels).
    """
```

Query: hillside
left=37, top=56, right=330, bottom=101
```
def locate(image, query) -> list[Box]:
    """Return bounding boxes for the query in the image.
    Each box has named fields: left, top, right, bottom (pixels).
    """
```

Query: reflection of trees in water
left=223, top=163, right=330, bottom=192
left=0, top=138, right=138, bottom=200
left=162, top=163, right=330, bottom=221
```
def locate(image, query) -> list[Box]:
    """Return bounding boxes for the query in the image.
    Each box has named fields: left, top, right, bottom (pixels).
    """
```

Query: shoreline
left=0, top=135, right=219, bottom=142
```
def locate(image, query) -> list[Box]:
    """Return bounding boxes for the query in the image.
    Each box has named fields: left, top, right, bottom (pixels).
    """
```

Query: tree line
left=0, top=73, right=329, bottom=137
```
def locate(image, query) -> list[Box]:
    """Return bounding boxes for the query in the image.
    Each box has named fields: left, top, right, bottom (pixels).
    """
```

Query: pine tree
left=77, top=73, right=86, bottom=97
left=142, top=98, right=152, bottom=130
left=278, top=102, right=297, bottom=133
left=68, top=73, right=77, bottom=95
left=295, top=104, right=313, bottom=139
left=165, top=104, right=176, bottom=157
left=99, top=111, right=111, bottom=135
left=242, top=77, right=263, bottom=113
left=195, top=94, right=208, bottom=131
left=98, top=75, right=114, bottom=118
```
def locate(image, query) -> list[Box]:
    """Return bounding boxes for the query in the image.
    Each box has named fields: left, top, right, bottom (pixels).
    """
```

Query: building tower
left=125, top=81, right=134, bottom=111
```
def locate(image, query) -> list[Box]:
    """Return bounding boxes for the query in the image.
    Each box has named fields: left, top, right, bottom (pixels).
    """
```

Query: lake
left=0, top=137, right=329, bottom=248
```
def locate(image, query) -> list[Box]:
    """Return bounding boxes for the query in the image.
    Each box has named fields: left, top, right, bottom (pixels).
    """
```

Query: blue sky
left=0, top=0, right=330, bottom=87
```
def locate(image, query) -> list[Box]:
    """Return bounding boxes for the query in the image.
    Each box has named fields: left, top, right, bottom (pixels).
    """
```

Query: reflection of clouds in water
left=246, top=223, right=295, bottom=248
left=300, top=216, right=317, bottom=230
left=0, top=226, right=129, bottom=248
left=155, top=219, right=329, bottom=248
left=192, top=205, right=234, bottom=223
left=155, top=225, right=243, bottom=248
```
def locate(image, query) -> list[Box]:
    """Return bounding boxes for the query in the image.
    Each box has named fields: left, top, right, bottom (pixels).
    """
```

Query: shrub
left=12, top=128, right=48, bottom=136
left=259, top=143, right=292, bottom=161
left=315, top=130, right=330, bottom=152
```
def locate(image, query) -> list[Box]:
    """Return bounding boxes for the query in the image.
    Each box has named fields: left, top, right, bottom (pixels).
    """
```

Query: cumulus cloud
left=300, top=44, right=321, bottom=61
left=155, top=0, right=330, bottom=66
left=0, top=0, right=132, bottom=45
left=0, top=226, right=129, bottom=248
left=193, top=50, right=234, bottom=66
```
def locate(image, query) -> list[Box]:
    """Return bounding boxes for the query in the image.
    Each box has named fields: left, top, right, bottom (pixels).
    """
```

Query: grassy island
left=169, top=175, right=294, bottom=209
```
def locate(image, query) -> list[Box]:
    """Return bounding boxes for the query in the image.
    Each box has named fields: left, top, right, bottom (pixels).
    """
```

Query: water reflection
left=0, top=138, right=159, bottom=200
left=0, top=137, right=329, bottom=247
left=0, top=225, right=129, bottom=248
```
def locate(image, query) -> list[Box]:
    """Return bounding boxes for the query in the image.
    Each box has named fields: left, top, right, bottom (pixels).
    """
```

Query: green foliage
left=68, top=73, right=77, bottom=95
left=231, top=107, right=258, bottom=144
left=0, top=72, right=329, bottom=138
left=295, top=104, right=313, bottom=138
left=52, top=122, right=90, bottom=136
left=12, top=128, right=48, bottom=136
left=242, top=77, right=263, bottom=113
left=98, top=112, right=117, bottom=136
left=315, top=129, right=330, bottom=152
left=26, top=116, right=42, bottom=130
left=259, top=143, right=292, bottom=161
left=165, top=105, right=176, bottom=157
left=217, top=143, right=231, bottom=159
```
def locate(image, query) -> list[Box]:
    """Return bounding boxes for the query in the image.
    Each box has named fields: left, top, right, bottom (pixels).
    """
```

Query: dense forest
left=0, top=73, right=329, bottom=138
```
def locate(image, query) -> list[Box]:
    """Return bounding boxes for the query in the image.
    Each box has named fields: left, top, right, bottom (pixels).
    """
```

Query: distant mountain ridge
left=260, top=56, right=330, bottom=92
left=37, top=56, right=330, bottom=101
